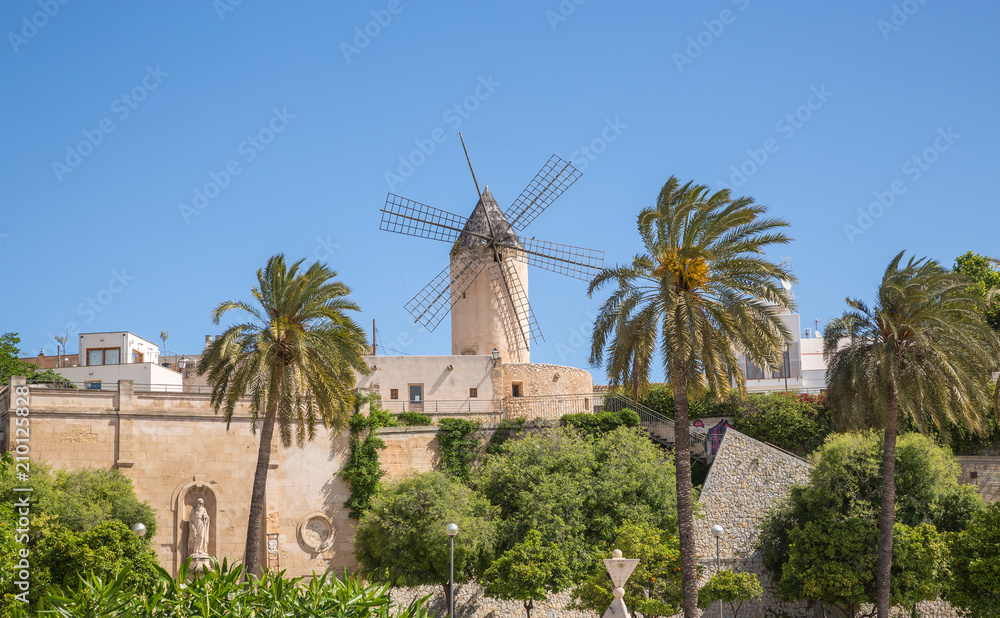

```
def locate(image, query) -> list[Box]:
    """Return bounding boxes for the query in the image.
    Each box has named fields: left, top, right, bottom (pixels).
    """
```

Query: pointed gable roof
left=454, top=186, right=523, bottom=252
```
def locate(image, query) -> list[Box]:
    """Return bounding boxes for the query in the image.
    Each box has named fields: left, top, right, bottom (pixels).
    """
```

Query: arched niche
left=171, top=477, right=221, bottom=575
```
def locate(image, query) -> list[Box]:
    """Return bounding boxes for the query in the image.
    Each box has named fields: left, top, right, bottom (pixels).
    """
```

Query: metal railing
left=377, top=398, right=500, bottom=415
left=22, top=380, right=211, bottom=394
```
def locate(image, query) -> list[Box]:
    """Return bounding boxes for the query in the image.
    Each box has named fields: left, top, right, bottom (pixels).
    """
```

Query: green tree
left=697, top=569, right=763, bottom=618
left=198, top=255, right=369, bottom=577
left=572, top=521, right=683, bottom=618
left=474, top=427, right=677, bottom=575
left=0, top=332, right=73, bottom=386
left=32, top=520, right=160, bottom=606
left=954, top=251, right=1000, bottom=330
left=759, top=432, right=978, bottom=615
left=823, top=252, right=998, bottom=618
left=0, top=455, right=21, bottom=617
left=947, top=502, right=1000, bottom=616
left=353, top=471, right=496, bottom=610
left=481, top=529, right=571, bottom=618
left=588, top=177, right=794, bottom=616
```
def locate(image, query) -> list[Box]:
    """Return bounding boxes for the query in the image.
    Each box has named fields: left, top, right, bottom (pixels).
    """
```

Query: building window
left=409, top=384, right=423, bottom=403
left=390, top=389, right=399, bottom=400
left=772, top=349, right=791, bottom=379
left=85, top=381, right=102, bottom=390
left=745, top=358, right=765, bottom=380
left=132, top=350, right=144, bottom=363
left=87, top=348, right=120, bottom=366
left=511, top=382, right=523, bottom=397
left=469, top=388, right=478, bottom=398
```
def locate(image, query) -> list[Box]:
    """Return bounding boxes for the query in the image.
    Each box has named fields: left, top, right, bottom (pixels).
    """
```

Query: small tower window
left=511, top=382, right=523, bottom=397
left=469, top=388, right=478, bottom=398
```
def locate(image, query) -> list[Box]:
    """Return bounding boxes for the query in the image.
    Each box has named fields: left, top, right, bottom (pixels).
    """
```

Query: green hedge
left=561, top=409, right=639, bottom=436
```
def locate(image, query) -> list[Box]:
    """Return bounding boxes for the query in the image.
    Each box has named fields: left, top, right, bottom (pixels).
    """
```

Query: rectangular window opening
left=389, top=389, right=399, bottom=400
left=469, top=388, right=478, bottom=398
left=511, top=382, right=522, bottom=398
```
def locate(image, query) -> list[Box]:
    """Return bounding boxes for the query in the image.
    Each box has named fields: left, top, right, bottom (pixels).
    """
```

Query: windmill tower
left=380, top=135, right=604, bottom=363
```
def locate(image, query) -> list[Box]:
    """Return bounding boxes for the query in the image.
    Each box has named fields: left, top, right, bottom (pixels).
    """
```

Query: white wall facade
left=79, top=331, right=160, bottom=366
left=354, top=355, right=497, bottom=413
left=53, top=363, right=183, bottom=391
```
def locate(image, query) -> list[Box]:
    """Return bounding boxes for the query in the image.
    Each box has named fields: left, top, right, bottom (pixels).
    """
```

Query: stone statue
left=187, top=498, right=210, bottom=557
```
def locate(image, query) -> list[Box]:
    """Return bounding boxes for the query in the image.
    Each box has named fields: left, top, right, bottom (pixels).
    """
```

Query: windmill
left=379, top=134, right=605, bottom=363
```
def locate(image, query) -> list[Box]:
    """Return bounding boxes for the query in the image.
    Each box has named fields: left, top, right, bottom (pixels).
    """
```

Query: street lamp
left=491, top=348, right=499, bottom=364
left=131, top=523, right=147, bottom=538
left=711, top=524, right=725, bottom=618
left=446, top=523, right=459, bottom=617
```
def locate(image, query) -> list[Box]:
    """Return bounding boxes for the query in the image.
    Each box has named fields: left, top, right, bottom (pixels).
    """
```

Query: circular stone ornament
left=297, top=513, right=335, bottom=552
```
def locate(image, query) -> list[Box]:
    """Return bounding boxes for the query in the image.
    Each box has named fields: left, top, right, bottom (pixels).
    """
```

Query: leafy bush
left=437, top=418, right=481, bottom=483
left=485, top=418, right=527, bottom=455
left=36, top=558, right=436, bottom=618
left=396, top=411, right=433, bottom=426
left=481, top=529, right=571, bottom=618
left=474, top=427, right=676, bottom=577
left=32, top=520, right=160, bottom=606
left=342, top=399, right=400, bottom=519
left=947, top=502, right=1000, bottom=616
left=759, top=431, right=975, bottom=614
left=560, top=409, right=639, bottom=436
left=731, top=392, right=832, bottom=455
left=697, top=569, right=763, bottom=617
left=354, top=472, right=496, bottom=598
left=572, top=520, right=683, bottom=618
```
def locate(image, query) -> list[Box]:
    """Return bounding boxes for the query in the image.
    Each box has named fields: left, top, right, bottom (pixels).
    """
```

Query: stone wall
left=391, top=582, right=593, bottom=618
left=957, top=455, right=1000, bottom=503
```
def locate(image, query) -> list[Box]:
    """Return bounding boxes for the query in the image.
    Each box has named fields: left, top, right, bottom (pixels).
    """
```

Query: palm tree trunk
left=876, top=385, right=899, bottom=618
left=244, top=398, right=278, bottom=580
left=673, top=361, right=699, bottom=617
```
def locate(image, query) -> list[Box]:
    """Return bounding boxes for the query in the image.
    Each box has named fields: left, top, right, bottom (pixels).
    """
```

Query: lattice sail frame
left=487, top=256, right=543, bottom=356
left=505, top=154, right=582, bottom=231
left=403, top=250, right=484, bottom=332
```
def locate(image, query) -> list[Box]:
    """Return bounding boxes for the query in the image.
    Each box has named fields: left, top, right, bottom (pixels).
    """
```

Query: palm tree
left=198, top=254, right=369, bottom=578
left=589, top=177, right=794, bottom=616
left=823, top=252, right=998, bottom=618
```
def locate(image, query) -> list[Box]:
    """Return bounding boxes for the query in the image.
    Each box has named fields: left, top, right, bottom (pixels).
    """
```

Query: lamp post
left=446, top=523, right=458, bottom=617
left=710, top=524, right=725, bottom=618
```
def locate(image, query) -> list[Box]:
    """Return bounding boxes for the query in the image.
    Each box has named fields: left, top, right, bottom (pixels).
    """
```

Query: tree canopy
left=0, top=332, right=73, bottom=386
left=473, top=426, right=677, bottom=576
left=759, top=431, right=979, bottom=615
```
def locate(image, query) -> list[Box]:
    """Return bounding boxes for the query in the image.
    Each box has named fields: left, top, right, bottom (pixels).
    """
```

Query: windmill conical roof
left=454, top=186, right=523, bottom=253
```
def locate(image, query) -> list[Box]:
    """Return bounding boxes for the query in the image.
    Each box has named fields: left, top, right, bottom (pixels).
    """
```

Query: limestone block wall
left=957, top=455, right=1000, bottom=503
left=501, top=363, right=594, bottom=420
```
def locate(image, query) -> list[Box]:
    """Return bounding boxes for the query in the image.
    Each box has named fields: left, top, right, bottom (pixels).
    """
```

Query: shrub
left=438, top=418, right=481, bottom=483
left=560, top=409, right=639, bottom=436
left=396, top=411, right=433, bottom=426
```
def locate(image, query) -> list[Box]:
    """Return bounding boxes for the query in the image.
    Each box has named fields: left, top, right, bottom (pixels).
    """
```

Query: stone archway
left=171, top=476, right=221, bottom=576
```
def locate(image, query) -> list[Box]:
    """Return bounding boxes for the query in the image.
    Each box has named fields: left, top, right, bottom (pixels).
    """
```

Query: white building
left=50, top=331, right=183, bottom=392
left=733, top=288, right=828, bottom=394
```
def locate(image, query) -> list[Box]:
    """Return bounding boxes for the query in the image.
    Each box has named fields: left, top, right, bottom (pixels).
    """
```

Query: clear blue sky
left=2, top=1, right=997, bottom=382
